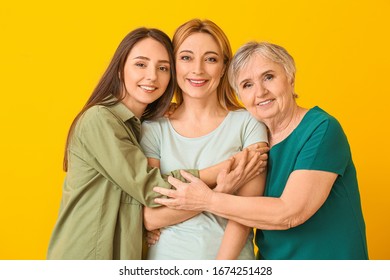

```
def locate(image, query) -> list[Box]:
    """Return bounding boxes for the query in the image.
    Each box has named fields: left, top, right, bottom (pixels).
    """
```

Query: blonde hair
left=172, top=19, right=243, bottom=110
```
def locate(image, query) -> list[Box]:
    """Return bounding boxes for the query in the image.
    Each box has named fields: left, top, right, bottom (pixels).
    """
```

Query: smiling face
left=175, top=32, right=225, bottom=101
left=236, top=53, right=295, bottom=122
left=122, top=37, right=171, bottom=114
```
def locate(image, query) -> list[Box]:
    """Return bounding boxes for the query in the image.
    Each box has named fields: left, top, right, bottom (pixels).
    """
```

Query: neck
left=175, top=94, right=226, bottom=121
left=121, top=96, right=146, bottom=119
left=266, top=105, right=306, bottom=147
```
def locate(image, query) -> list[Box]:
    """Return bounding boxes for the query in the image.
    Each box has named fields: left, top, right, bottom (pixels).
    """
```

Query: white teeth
left=258, top=100, right=272, bottom=106
left=140, top=86, right=156, bottom=91
left=189, top=80, right=206, bottom=84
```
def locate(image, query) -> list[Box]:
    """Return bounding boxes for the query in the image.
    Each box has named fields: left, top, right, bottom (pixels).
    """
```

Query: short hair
left=228, top=41, right=296, bottom=93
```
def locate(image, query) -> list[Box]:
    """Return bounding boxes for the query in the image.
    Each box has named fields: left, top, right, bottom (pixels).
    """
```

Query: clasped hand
left=154, top=145, right=269, bottom=211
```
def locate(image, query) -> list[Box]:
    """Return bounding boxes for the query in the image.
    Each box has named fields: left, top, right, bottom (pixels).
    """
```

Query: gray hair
left=228, top=41, right=296, bottom=94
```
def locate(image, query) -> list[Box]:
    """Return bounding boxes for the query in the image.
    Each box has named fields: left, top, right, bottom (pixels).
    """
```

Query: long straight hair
left=63, top=28, right=176, bottom=171
left=172, top=19, right=243, bottom=110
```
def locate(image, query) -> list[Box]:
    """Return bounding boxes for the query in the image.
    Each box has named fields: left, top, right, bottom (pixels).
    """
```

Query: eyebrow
left=179, top=50, right=220, bottom=56
left=133, top=56, right=170, bottom=64
left=239, top=69, right=274, bottom=86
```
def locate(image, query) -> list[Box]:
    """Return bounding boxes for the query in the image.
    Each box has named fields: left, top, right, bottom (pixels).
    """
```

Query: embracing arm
left=144, top=147, right=267, bottom=231
left=143, top=157, right=198, bottom=231
left=216, top=150, right=266, bottom=259
left=155, top=169, right=336, bottom=230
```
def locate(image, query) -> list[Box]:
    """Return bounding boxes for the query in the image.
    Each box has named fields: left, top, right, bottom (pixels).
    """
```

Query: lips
left=139, top=85, right=157, bottom=92
left=187, top=79, right=208, bottom=87
left=257, top=99, right=274, bottom=106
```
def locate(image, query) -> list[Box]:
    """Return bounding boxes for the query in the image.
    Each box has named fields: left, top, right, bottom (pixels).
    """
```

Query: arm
left=144, top=147, right=267, bottom=231
left=154, top=115, right=347, bottom=230
left=143, top=158, right=199, bottom=231
left=216, top=152, right=266, bottom=259
left=154, top=169, right=336, bottom=230
left=78, top=107, right=182, bottom=207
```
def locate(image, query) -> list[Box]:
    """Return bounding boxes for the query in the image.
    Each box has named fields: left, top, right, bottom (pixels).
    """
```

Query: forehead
left=129, top=37, right=169, bottom=59
left=178, top=32, right=220, bottom=53
left=239, top=54, right=283, bottom=78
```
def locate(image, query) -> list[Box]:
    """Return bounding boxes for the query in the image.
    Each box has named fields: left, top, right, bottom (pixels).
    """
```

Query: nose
left=256, top=83, right=268, bottom=97
left=146, top=66, right=157, bottom=81
left=192, top=59, right=204, bottom=75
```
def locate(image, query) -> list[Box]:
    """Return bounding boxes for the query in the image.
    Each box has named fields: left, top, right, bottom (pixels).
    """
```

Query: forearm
left=207, top=193, right=290, bottom=230
left=143, top=206, right=200, bottom=231
left=199, top=159, right=231, bottom=187
left=216, top=220, right=252, bottom=260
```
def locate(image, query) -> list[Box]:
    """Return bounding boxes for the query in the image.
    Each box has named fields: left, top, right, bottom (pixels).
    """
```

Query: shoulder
left=305, top=106, right=343, bottom=134
left=229, top=109, right=267, bottom=130
left=229, top=109, right=259, bottom=123
left=78, top=105, right=114, bottom=127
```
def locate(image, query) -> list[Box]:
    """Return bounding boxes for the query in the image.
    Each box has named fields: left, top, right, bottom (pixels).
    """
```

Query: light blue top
left=141, top=109, right=268, bottom=259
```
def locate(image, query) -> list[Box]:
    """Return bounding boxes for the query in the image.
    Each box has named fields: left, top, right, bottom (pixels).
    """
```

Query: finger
left=154, top=197, right=179, bottom=209
left=259, top=159, right=267, bottom=168
left=167, top=175, right=184, bottom=188
left=247, top=143, right=260, bottom=151
left=243, top=153, right=262, bottom=178
left=179, top=170, right=200, bottom=183
left=225, top=157, right=234, bottom=173
left=256, top=146, right=270, bottom=154
left=147, top=231, right=160, bottom=242
left=236, top=148, right=248, bottom=170
left=259, top=152, right=268, bottom=161
left=150, top=229, right=161, bottom=237
left=153, top=186, right=177, bottom=198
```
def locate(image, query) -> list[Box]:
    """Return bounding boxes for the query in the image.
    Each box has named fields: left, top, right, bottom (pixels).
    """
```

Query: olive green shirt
left=47, top=101, right=198, bottom=260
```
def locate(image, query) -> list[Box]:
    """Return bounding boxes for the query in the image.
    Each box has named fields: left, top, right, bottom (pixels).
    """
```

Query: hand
left=214, top=148, right=264, bottom=194
left=236, top=144, right=269, bottom=174
left=250, top=144, right=269, bottom=174
left=146, top=229, right=161, bottom=247
left=154, top=170, right=212, bottom=211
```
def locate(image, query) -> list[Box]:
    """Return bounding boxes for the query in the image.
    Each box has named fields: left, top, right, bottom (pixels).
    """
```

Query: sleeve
left=140, top=121, right=161, bottom=160
left=294, top=117, right=351, bottom=176
left=242, top=112, right=269, bottom=148
left=76, top=108, right=198, bottom=207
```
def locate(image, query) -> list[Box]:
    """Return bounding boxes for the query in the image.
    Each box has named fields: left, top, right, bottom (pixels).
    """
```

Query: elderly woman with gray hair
left=153, top=41, right=369, bottom=260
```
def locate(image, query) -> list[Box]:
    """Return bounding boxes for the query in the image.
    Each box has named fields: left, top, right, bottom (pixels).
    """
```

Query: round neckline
left=270, top=107, right=316, bottom=150
left=167, top=111, right=234, bottom=140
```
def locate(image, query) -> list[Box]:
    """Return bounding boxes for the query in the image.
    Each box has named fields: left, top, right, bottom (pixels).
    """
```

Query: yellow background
left=1, top=0, right=389, bottom=259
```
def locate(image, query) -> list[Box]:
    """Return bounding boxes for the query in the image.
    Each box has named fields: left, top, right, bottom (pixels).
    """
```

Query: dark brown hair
left=63, top=28, right=176, bottom=171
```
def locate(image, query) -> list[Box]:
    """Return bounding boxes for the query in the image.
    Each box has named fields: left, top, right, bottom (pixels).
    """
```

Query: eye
left=242, top=82, right=254, bottom=89
left=159, top=65, right=169, bottom=72
left=264, top=74, right=274, bottom=81
left=179, top=55, right=191, bottom=61
left=205, top=56, right=217, bottom=63
left=135, top=62, right=146, bottom=68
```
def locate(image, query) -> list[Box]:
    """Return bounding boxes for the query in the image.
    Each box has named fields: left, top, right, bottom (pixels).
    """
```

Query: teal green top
left=47, top=101, right=198, bottom=260
left=255, top=106, right=368, bottom=260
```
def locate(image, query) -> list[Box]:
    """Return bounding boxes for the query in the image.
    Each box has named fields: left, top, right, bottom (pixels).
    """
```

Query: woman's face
left=175, top=32, right=225, bottom=100
left=236, top=54, right=295, bottom=122
left=122, top=37, right=171, bottom=108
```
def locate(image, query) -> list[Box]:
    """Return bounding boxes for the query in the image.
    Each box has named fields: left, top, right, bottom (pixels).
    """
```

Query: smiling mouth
left=188, top=79, right=208, bottom=86
left=257, top=99, right=274, bottom=106
left=139, top=85, right=157, bottom=92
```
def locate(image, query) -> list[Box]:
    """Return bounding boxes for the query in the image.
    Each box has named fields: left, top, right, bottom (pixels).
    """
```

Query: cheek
left=239, top=92, right=253, bottom=107
left=175, top=62, right=187, bottom=77
left=160, top=74, right=171, bottom=88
